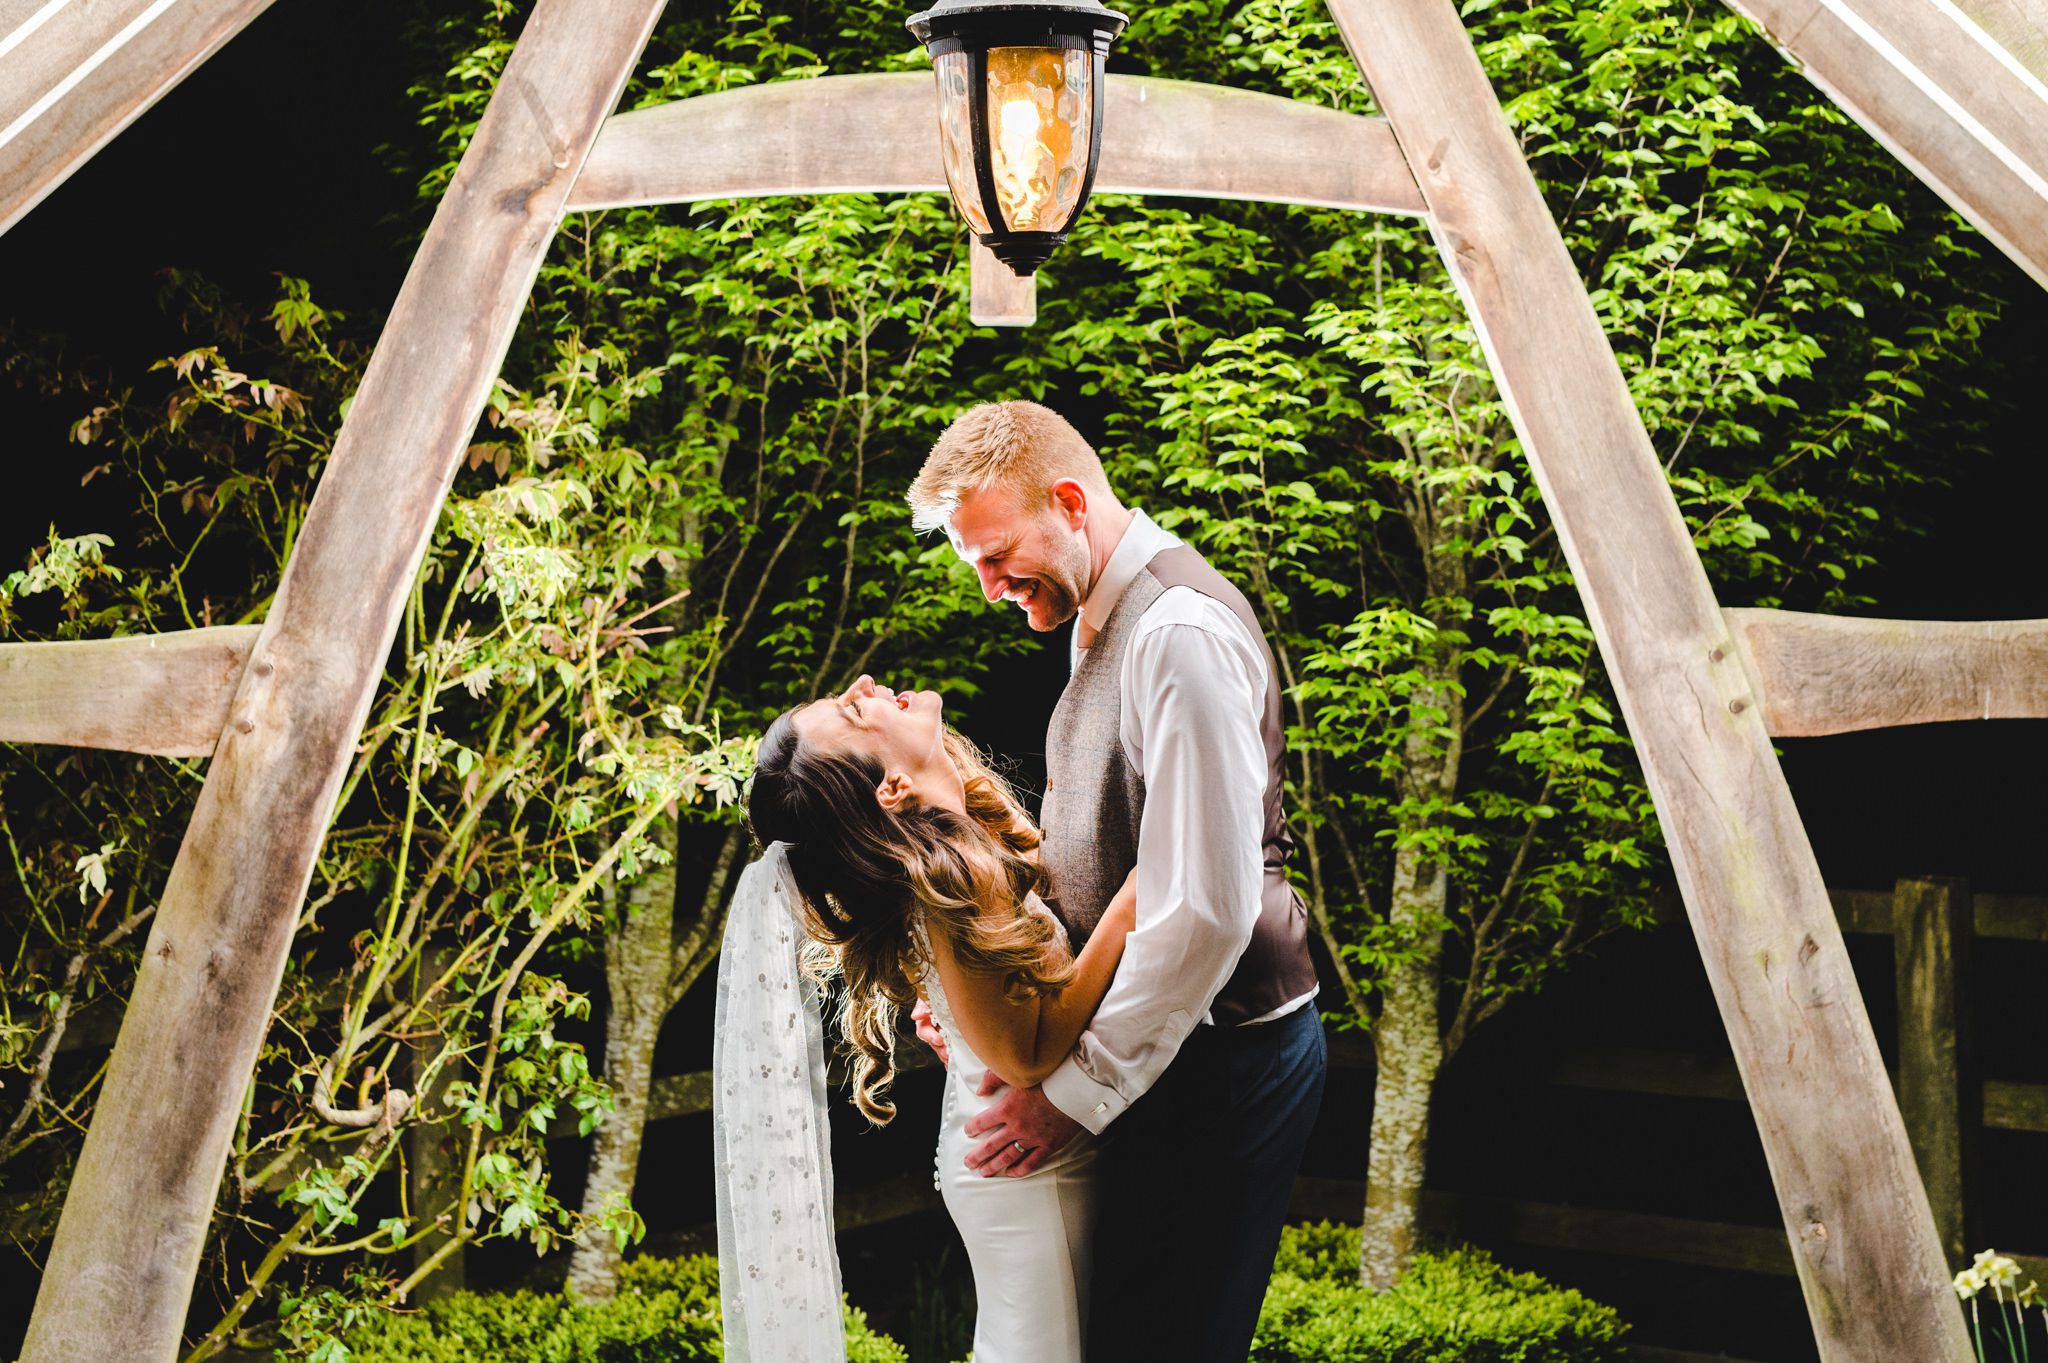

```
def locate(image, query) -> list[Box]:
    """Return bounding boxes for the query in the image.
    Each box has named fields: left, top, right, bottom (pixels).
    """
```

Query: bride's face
left=791, top=674, right=965, bottom=814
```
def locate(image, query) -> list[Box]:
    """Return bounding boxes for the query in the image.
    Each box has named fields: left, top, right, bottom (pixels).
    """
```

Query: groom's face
left=947, top=485, right=1091, bottom=633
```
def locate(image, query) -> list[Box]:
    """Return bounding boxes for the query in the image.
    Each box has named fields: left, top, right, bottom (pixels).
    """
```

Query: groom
left=907, top=401, right=1327, bottom=1360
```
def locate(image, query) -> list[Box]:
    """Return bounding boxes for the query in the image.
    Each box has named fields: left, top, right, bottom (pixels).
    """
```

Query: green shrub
left=344, top=1253, right=906, bottom=1363
left=1254, top=1224, right=1628, bottom=1363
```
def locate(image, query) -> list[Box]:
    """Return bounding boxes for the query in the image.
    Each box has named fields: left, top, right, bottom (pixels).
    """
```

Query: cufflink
left=1093, top=1102, right=1107, bottom=1116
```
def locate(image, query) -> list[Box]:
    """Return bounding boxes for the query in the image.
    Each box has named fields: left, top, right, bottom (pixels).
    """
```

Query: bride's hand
left=911, top=997, right=950, bottom=1066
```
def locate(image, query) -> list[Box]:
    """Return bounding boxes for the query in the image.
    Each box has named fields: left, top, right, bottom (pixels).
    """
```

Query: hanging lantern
left=906, top=0, right=1129, bottom=277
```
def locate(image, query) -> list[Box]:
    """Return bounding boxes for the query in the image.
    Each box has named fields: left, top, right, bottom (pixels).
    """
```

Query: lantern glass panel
left=984, top=45, right=1092, bottom=232
left=932, top=50, right=990, bottom=234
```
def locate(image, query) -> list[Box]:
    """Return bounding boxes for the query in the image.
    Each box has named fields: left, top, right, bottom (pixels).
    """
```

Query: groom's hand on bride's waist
left=963, top=1075, right=1082, bottom=1179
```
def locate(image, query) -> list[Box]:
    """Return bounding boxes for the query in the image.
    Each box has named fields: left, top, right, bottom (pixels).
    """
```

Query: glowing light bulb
left=993, top=88, right=1051, bottom=227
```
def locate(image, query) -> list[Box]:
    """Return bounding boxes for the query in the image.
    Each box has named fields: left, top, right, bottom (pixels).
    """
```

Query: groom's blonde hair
left=907, top=400, right=1112, bottom=532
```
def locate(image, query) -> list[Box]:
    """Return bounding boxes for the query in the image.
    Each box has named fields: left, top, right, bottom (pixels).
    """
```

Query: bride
left=721, top=672, right=1136, bottom=1363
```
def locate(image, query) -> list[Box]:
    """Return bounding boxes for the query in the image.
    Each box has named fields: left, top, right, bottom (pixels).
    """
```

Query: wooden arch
left=4, top=0, right=2047, bottom=1358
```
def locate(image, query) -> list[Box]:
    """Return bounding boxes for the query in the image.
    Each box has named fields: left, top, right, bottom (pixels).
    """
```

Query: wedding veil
left=711, top=841, right=847, bottom=1363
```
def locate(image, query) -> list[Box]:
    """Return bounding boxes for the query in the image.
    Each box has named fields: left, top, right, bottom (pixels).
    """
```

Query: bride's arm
left=925, top=871, right=1138, bottom=1090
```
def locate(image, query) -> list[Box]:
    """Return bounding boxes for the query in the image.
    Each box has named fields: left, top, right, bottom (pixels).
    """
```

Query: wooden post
left=969, top=235, right=1035, bottom=326
left=18, top=4, right=666, bottom=1358
left=1950, top=0, right=2048, bottom=82
left=1718, top=0, right=2048, bottom=289
left=1317, top=1, right=1970, bottom=1356
left=0, top=0, right=280, bottom=235
left=1892, top=876, right=1979, bottom=1264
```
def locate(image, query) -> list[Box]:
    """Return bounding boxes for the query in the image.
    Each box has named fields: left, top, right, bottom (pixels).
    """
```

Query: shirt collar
left=1079, top=508, right=1178, bottom=642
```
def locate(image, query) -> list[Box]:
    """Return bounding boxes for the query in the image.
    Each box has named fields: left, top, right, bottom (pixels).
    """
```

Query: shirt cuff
left=1041, top=1054, right=1126, bottom=1134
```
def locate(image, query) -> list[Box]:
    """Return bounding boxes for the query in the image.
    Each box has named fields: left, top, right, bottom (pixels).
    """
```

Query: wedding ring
left=1010, top=1139, right=1028, bottom=1155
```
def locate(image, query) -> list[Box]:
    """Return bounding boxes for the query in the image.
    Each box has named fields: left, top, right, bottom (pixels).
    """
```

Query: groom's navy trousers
left=1084, top=1002, right=1326, bottom=1361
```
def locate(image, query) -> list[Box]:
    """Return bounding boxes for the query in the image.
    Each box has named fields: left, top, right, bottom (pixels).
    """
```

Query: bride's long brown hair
left=747, top=715, right=1073, bottom=1123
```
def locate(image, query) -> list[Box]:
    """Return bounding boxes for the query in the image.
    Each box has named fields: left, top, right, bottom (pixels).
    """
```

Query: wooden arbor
left=4, top=0, right=2047, bottom=1359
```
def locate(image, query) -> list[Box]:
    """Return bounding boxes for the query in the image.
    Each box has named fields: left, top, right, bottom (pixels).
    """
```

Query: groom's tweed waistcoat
left=1039, top=544, right=1317, bottom=1026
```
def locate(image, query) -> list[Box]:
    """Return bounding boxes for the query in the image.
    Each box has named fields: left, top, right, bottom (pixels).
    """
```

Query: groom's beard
left=1015, top=576, right=1078, bottom=631
left=1016, top=534, right=1090, bottom=631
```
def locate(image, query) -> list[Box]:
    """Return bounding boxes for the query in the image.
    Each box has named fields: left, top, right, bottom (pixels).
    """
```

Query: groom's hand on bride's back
left=963, top=1077, right=1082, bottom=1179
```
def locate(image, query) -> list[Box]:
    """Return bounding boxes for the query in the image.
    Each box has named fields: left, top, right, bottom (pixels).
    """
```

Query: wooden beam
left=1951, top=0, right=2048, bottom=82
left=1725, top=608, right=2048, bottom=736
left=565, top=72, right=1425, bottom=217
left=1985, top=1079, right=2048, bottom=1132
left=970, top=235, right=1035, bottom=327
left=0, top=0, right=279, bottom=236
left=1300, top=1178, right=2048, bottom=1293
left=1823, top=886, right=2048, bottom=942
left=1319, top=1, right=1969, bottom=1357
left=17, top=3, right=668, bottom=1358
left=1719, top=0, right=2048, bottom=289
left=0, top=626, right=258, bottom=756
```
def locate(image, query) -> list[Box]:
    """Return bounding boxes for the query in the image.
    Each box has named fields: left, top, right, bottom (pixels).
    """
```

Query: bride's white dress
left=917, top=905, right=1102, bottom=1363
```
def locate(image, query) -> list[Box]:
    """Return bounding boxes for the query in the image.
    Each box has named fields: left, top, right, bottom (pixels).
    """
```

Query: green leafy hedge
left=1253, top=1223, right=1628, bottom=1362
left=344, top=1226, right=1620, bottom=1363
left=344, top=1253, right=906, bottom=1363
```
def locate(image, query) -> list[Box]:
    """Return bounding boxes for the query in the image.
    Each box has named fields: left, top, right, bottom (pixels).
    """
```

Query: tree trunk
left=1360, top=662, right=1462, bottom=1290
left=1359, top=848, right=1447, bottom=1289
left=406, top=946, right=466, bottom=1302
left=564, top=819, right=678, bottom=1301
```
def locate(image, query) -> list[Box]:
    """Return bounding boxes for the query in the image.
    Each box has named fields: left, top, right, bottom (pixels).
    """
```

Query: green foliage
left=1256, top=1224, right=1629, bottom=1362
left=341, top=1253, right=906, bottom=1363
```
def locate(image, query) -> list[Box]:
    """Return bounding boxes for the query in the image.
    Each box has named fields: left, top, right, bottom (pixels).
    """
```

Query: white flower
left=1969, top=1249, right=2022, bottom=1288
left=1955, top=1267, right=1986, bottom=1299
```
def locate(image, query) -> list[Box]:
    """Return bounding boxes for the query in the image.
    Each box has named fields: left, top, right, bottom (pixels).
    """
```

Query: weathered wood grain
left=18, top=4, right=668, bottom=1358
left=565, top=72, right=1425, bottom=217
left=1892, top=877, right=1978, bottom=1262
left=1321, top=1, right=1969, bottom=1356
left=1720, top=0, right=2048, bottom=288
left=1952, top=0, right=2048, bottom=82
left=1821, top=886, right=2048, bottom=941
left=1984, top=1079, right=2048, bottom=1132
left=0, top=0, right=279, bottom=235
left=0, top=625, right=258, bottom=756
left=1725, top=608, right=2048, bottom=736
left=970, top=234, right=1035, bottom=327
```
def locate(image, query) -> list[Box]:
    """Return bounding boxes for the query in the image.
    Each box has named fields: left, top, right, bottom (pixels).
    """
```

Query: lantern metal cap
left=906, top=0, right=1129, bottom=51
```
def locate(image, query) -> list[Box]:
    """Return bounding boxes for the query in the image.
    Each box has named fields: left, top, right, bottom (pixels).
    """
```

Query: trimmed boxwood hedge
left=1254, top=1222, right=1629, bottom=1362
left=345, top=1223, right=1624, bottom=1362
left=344, top=1253, right=905, bottom=1362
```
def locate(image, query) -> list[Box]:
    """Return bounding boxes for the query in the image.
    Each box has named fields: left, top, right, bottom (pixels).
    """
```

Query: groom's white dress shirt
left=1039, top=510, right=1316, bottom=1134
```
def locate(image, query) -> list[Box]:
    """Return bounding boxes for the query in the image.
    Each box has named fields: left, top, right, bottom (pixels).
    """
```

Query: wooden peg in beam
left=969, top=236, right=1035, bottom=327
